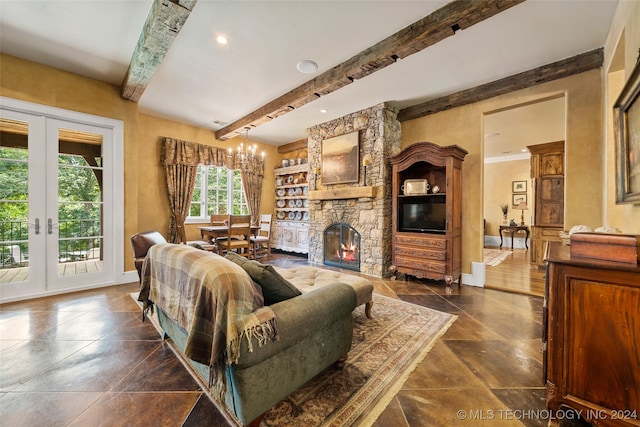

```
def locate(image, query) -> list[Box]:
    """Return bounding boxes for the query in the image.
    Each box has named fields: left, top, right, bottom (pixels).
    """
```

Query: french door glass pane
left=0, top=118, right=30, bottom=283
left=56, top=129, right=103, bottom=276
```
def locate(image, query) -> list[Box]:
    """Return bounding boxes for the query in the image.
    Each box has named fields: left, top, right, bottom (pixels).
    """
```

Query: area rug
left=131, top=293, right=456, bottom=427
left=483, top=248, right=512, bottom=266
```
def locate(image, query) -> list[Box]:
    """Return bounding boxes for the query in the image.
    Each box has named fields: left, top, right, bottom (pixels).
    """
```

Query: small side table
left=499, top=225, right=529, bottom=249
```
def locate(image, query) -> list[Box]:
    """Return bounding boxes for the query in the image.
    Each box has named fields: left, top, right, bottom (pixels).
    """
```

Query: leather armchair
left=130, top=231, right=167, bottom=280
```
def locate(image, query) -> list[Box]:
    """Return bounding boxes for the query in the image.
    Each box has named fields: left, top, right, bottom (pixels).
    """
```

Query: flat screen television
left=399, top=201, right=446, bottom=233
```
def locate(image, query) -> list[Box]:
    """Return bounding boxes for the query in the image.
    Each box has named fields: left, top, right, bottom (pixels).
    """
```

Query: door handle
left=47, top=218, right=59, bottom=235
left=31, top=218, right=40, bottom=235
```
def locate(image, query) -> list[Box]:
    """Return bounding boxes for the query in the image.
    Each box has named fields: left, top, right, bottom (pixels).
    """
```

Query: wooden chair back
left=210, top=214, right=229, bottom=226
left=251, top=214, right=272, bottom=259
left=219, top=214, right=252, bottom=258
left=257, top=213, right=272, bottom=238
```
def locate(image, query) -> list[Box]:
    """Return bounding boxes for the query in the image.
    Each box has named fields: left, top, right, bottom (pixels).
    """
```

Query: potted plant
left=500, top=203, right=509, bottom=224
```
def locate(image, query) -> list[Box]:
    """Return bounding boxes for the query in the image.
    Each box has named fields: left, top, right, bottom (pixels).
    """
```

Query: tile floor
left=0, top=252, right=567, bottom=426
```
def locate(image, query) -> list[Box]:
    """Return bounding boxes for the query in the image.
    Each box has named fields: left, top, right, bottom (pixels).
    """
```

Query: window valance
left=161, top=137, right=264, bottom=176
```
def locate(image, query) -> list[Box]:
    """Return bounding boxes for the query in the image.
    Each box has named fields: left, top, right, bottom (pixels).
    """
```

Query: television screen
left=400, top=202, right=446, bottom=233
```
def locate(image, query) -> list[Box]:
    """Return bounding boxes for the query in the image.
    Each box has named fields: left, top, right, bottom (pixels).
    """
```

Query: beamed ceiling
left=0, top=0, right=619, bottom=157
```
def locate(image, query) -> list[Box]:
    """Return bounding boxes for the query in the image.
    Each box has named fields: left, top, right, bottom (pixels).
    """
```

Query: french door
left=0, top=98, right=123, bottom=302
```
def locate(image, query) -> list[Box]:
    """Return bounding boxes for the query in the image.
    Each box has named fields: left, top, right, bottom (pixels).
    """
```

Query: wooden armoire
left=528, top=141, right=564, bottom=267
left=389, top=142, right=467, bottom=287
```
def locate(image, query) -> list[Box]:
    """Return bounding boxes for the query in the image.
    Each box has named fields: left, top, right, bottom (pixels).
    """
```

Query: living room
left=1, top=1, right=639, bottom=426
left=1, top=2, right=638, bottom=287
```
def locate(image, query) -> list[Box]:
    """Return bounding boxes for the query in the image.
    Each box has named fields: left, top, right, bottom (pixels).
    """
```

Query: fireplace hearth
left=324, top=223, right=360, bottom=271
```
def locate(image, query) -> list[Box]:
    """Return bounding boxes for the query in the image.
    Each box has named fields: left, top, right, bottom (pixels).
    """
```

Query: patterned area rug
left=483, top=248, right=512, bottom=266
left=261, top=295, right=456, bottom=427
left=131, top=293, right=455, bottom=427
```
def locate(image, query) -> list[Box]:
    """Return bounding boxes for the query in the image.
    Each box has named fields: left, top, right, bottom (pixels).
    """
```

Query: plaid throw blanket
left=138, top=244, right=277, bottom=399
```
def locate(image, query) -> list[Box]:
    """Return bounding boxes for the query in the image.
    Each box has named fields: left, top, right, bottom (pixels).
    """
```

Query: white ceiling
left=0, top=0, right=618, bottom=157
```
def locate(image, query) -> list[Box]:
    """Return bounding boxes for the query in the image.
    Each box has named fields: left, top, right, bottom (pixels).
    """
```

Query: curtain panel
left=161, top=137, right=264, bottom=242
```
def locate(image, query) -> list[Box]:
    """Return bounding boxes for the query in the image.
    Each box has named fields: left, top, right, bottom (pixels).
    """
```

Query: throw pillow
left=225, top=252, right=301, bottom=305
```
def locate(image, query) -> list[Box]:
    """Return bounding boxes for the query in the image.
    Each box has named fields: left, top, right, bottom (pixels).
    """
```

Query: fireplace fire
left=324, top=223, right=360, bottom=271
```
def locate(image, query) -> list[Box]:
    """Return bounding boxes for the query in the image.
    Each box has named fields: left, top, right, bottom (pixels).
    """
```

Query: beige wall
left=603, top=0, right=640, bottom=234
left=1, top=53, right=278, bottom=273
left=401, top=69, right=604, bottom=276
left=484, top=159, right=531, bottom=237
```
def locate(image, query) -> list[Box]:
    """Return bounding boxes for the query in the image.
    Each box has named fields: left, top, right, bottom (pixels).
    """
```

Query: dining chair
left=210, top=214, right=229, bottom=226
left=217, top=214, right=252, bottom=258
left=250, top=213, right=272, bottom=259
left=209, top=213, right=230, bottom=245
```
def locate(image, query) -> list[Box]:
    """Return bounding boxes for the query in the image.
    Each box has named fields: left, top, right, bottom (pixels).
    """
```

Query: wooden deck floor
left=0, top=260, right=103, bottom=283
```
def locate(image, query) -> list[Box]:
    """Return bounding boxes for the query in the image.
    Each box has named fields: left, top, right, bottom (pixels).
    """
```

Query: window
left=188, top=165, right=248, bottom=222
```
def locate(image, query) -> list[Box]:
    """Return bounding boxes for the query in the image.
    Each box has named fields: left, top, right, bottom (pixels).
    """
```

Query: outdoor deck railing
left=1, top=219, right=102, bottom=268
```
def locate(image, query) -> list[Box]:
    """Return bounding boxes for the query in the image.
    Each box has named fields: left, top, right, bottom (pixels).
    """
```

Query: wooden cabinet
left=272, top=163, right=309, bottom=254
left=271, top=220, right=308, bottom=254
left=529, top=141, right=565, bottom=267
left=389, top=142, right=467, bottom=286
left=544, top=242, right=640, bottom=426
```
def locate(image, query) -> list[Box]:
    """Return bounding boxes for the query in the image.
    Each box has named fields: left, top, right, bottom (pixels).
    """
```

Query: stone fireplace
left=306, top=103, right=401, bottom=277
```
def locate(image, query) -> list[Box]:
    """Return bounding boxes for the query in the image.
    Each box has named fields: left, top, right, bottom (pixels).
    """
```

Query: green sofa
left=140, top=244, right=357, bottom=426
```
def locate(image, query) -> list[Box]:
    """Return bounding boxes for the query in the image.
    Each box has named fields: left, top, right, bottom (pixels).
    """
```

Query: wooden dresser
left=543, top=241, right=640, bottom=426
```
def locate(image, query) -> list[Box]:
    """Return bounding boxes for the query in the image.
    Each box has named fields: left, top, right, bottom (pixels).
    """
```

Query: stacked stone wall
left=306, top=103, right=401, bottom=277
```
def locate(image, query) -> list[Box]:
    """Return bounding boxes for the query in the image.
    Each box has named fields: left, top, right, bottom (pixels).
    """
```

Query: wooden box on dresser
left=389, top=142, right=467, bottom=287
left=272, top=163, right=309, bottom=254
left=543, top=241, right=640, bottom=426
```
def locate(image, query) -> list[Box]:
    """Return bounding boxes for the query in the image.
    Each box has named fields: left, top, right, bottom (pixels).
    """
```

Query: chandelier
left=228, top=127, right=265, bottom=170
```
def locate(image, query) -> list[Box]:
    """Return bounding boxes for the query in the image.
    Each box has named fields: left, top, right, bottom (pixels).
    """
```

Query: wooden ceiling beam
left=398, top=48, right=604, bottom=122
left=278, top=139, right=308, bottom=154
left=215, top=0, right=525, bottom=140
left=121, top=0, right=197, bottom=102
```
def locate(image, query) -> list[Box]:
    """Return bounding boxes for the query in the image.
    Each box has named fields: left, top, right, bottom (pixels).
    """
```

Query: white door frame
left=0, top=97, right=124, bottom=303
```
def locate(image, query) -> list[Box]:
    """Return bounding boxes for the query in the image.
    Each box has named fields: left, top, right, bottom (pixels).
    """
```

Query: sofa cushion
left=225, top=252, right=301, bottom=305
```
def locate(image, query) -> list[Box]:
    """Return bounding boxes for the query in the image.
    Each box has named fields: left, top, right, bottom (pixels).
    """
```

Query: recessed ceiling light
left=216, top=35, right=228, bottom=45
left=297, top=60, right=318, bottom=74
left=485, top=132, right=500, bottom=138
left=320, top=109, right=327, bottom=113
left=521, top=148, right=528, bottom=152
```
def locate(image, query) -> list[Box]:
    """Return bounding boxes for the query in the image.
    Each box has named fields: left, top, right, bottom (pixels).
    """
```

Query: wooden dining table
left=197, top=225, right=260, bottom=244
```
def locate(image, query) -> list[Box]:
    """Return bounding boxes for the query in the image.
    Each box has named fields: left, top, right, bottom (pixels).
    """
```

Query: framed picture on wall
left=614, top=58, right=640, bottom=204
left=512, top=180, right=527, bottom=193
left=512, top=193, right=527, bottom=207
left=321, top=131, right=359, bottom=185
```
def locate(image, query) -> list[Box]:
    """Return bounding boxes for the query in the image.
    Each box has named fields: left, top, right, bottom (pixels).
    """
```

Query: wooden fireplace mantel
left=308, top=186, right=379, bottom=201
